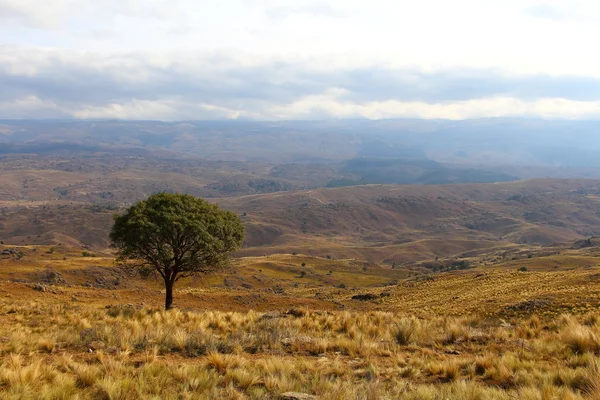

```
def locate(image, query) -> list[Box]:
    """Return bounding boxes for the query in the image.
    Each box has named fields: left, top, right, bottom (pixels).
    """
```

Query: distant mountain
left=1, top=118, right=599, bottom=167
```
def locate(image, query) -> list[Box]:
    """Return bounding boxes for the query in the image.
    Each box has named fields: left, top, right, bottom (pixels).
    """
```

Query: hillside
left=3, top=178, right=600, bottom=266
left=3, top=171, right=600, bottom=400
left=3, top=236, right=600, bottom=398
left=222, top=179, right=600, bottom=262
left=2, top=235, right=600, bottom=315
left=0, top=155, right=344, bottom=201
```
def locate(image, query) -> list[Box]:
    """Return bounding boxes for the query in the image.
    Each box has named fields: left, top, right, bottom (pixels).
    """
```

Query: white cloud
left=0, top=0, right=76, bottom=28
left=267, top=91, right=600, bottom=120
left=1, top=0, right=600, bottom=120
left=0, top=96, right=69, bottom=118
left=4, top=89, right=600, bottom=121
left=72, top=98, right=261, bottom=120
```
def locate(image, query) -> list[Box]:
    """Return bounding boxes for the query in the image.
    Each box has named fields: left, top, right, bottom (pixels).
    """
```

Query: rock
left=273, top=284, right=286, bottom=295
left=260, top=311, right=281, bottom=320
left=445, top=349, right=461, bottom=355
left=33, top=284, right=46, bottom=292
left=279, top=392, right=318, bottom=400
left=287, top=308, right=307, bottom=317
left=88, top=341, right=106, bottom=351
left=281, top=336, right=315, bottom=346
left=506, top=299, right=551, bottom=312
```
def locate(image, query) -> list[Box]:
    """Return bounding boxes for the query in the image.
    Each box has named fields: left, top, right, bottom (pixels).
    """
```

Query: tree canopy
left=110, top=192, right=245, bottom=309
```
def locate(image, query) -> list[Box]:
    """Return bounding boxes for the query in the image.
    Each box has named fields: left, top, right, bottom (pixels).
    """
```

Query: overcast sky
left=1, top=0, right=600, bottom=120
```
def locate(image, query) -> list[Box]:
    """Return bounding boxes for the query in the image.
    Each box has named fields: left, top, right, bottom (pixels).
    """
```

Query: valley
left=2, top=138, right=600, bottom=399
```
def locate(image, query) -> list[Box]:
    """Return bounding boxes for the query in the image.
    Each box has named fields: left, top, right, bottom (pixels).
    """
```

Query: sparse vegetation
left=5, top=153, right=600, bottom=399
left=2, top=300, right=600, bottom=399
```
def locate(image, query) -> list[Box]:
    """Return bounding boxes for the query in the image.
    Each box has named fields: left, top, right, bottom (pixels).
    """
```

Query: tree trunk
left=165, top=279, right=175, bottom=310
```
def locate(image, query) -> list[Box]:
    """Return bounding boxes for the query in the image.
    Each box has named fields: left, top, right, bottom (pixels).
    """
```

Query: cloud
left=268, top=91, right=600, bottom=120
left=0, top=96, right=70, bottom=119
left=523, top=0, right=600, bottom=23
left=525, top=3, right=568, bottom=21
left=264, top=1, right=342, bottom=21
left=0, top=0, right=75, bottom=28
left=1, top=48, right=600, bottom=120
left=0, top=0, right=187, bottom=28
left=1, top=0, right=600, bottom=120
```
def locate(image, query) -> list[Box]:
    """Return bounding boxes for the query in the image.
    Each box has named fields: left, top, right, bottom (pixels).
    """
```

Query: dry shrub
left=393, top=320, right=417, bottom=346
left=205, top=352, right=246, bottom=374
left=561, top=324, right=600, bottom=354
left=37, top=338, right=56, bottom=353
left=443, top=324, right=465, bottom=345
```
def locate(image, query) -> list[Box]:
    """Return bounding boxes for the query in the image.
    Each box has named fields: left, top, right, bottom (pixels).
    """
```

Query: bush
left=394, top=321, right=416, bottom=345
left=518, top=267, right=528, bottom=272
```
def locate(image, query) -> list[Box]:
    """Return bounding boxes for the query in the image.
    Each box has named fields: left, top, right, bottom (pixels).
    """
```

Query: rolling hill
left=3, top=177, right=600, bottom=266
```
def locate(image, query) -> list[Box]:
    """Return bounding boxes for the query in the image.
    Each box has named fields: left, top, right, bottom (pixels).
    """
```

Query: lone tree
left=110, top=193, right=245, bottom=310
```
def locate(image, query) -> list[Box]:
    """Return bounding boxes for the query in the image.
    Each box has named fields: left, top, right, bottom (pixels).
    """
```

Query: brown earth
left=3, top=178, right=600, bottom=265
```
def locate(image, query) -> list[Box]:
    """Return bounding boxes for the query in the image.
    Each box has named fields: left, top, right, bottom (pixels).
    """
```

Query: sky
left=1, top=0, right=600, bottom=120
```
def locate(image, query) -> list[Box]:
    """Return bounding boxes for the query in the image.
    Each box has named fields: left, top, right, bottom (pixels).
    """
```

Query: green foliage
left=518, top=266, right=528, bottom=272
left=109, top=192, right=245, bottom=309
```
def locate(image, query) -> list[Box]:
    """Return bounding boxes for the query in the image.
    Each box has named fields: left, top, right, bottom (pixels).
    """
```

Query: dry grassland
left=2, top=301, right=600, bottom=399
left=1, top=244, right=600, bottom=399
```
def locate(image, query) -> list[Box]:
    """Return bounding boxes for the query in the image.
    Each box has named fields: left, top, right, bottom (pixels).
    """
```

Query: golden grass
left=3, top=241, right=600, bottom=398
left=1, top=298, right=600, bottom=399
